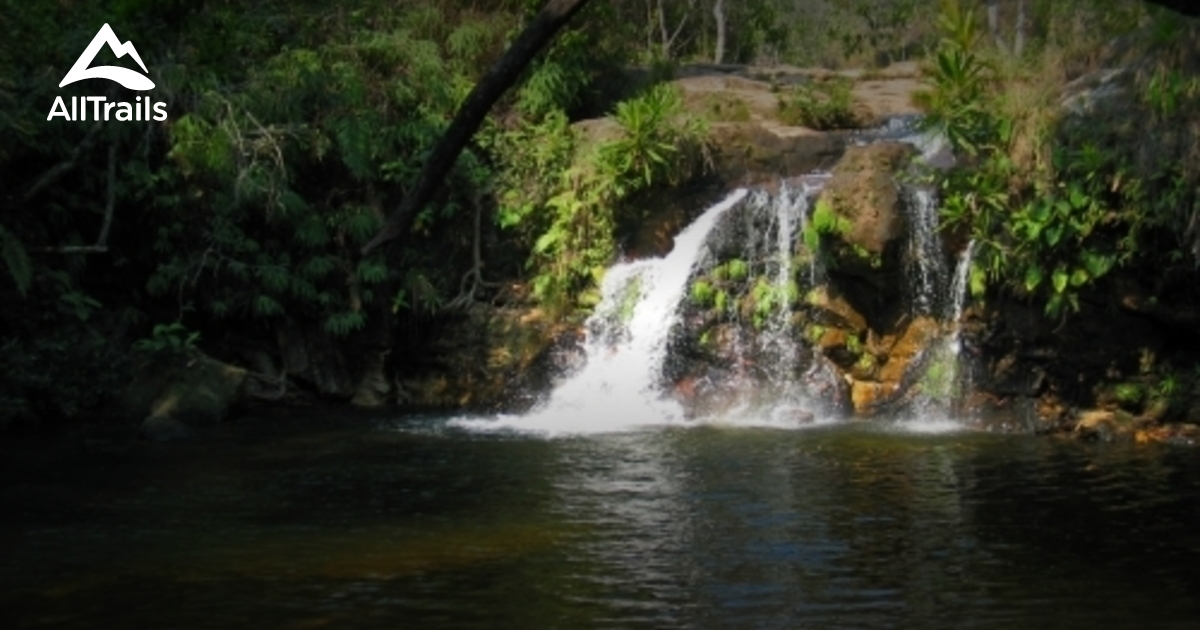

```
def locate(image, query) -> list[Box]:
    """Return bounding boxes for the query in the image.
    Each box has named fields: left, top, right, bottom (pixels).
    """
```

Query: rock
left=807, top=286, right=868, bottom=331
left=1136, top=424, right=1200, bottom=446
left=119, top=352, right=248, bottom=429
left=877, top=317, right=940, bottom=383
left=707, top=122, right=844, bottom=184
left=819, top=142, right=915, bottom=256
left=400, top=305, right=576, bottom=412
left=1074, top=409, right=1135, bottom=442
left=277, top=321, right=355, bottom=398
left=1061, top=68, right=1128, bottom=117
left=851, top=380, right=898, bottom=413
left=351, top=348, right=391, bottom=408
left=139, top=415, right=194, bottom=442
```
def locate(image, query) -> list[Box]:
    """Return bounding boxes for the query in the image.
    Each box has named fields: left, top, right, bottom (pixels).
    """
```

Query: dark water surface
left=3, top=415, right=1200, bottom=629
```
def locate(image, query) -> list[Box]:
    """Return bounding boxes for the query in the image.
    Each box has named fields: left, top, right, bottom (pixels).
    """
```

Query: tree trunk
left=985, top=0, right=1008, bottom=54
left=713, top=0, right=726, bottom=64
left=1014, top=0, right=1026, bottom=57
left=361, top=0, right=594, bottom=256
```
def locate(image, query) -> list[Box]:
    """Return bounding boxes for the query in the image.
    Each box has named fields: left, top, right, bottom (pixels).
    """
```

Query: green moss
left=1113, top=382, right=1146, bottom=407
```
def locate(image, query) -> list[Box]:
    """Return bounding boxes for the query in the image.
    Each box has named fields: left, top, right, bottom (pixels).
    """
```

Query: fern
left=356, top=258, right=388, bottom=284
left=0, top=224, right=31, bottom=297
left=324, top=311, right=366, bottom=336
left=253, top=294, right=284, bottom=317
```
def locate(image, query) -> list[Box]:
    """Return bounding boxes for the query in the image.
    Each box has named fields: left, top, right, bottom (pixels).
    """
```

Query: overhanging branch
left=361, top=0, right=594, bottom=256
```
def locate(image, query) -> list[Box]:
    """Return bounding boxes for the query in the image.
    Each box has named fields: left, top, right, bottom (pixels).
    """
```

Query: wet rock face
left=820, top=142, right=915, bottom=256
left=397, top=305, right=580, bottom=413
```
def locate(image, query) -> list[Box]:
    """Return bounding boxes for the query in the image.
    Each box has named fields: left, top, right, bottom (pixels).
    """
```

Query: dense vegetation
left=2, top=0, right=1198, bottom=429
left=922, top=0, right=1200, bottom=412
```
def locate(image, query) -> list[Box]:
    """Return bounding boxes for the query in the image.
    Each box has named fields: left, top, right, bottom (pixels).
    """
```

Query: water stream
left=905, top=185, right=949, bottom=317
left=454, top=189, right=749, bottom=435
left=5, top=416, right=1200, bottom=629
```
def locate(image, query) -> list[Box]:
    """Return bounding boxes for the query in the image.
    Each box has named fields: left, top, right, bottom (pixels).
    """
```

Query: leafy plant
left=803, top=197, right=851, bottom=251
left=500, top=84, right=708, bottom=310
left=133, top=322, right=201, bottom=356
left=778, top=78, right=859, bottom=130
left=915, top=0, right=994, bottom=156
left=0, top=224, right=31, bottom=297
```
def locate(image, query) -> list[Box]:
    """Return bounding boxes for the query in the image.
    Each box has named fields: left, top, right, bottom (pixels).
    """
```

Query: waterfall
left=906, top=186, right=947, bottom=316
left=453, top=189, right=749, bottom=435
left=946, top=240, right=976, bottom=355
left=904, top=237, right=977, bottom=430
left=762, top=183, right=802, bottom=398
left=762, top=178, right=839, bottom=413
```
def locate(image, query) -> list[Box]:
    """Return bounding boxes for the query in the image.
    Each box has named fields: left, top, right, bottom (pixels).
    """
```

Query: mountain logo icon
left=59, top=24, right=155, bottom=91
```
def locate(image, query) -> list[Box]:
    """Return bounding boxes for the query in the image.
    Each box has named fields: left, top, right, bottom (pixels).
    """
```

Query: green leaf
left=357, top=258, right=388, bottom=284
left=253, top=295, right=283, bottom=317
left=1052, top=267, right=1069, bottom=294
left=1069, top=185, right=1088, bottom=210
left=969, top=265, right=987, bottom=297
left=0, top=224, right=32, bottom=297
left=1070, top=268, right=1090, bottom=287
left=1082, top=251, right=1115, bottom=278
left=1024, top=264, right=1043, bottom=293
left=1044, top=223, right=1064, bottom=247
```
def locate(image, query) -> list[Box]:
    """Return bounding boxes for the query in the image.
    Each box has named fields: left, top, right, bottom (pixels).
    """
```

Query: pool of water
left=3, top=414, right=1200, bottom=629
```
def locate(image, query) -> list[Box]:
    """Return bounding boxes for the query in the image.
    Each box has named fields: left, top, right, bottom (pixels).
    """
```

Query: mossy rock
left=818, top=142, right=915, bottom=256
left=118, top=351, right=247, bottom=427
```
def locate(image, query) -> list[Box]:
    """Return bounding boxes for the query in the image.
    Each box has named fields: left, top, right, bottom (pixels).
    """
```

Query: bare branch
left=22, top=122, right=103, bottom=202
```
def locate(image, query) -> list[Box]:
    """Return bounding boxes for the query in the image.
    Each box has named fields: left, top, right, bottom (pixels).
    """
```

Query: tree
left=713, top=0, right=726, bottom=63
left=362, top=0, right=595, bottom=256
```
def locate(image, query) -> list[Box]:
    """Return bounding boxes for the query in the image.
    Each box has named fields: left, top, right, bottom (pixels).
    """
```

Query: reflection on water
left=3, top=415, right=1200, bottom=628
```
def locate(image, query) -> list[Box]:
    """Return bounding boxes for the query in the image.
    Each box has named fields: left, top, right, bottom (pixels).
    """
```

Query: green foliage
left=616, top=275, right=643, bottom=324
left=691, top=279, right=715, bottom=306
left=148, top=15, right=501, bottom=332
left=778, top=78, right=858, bottom=130
left=133, top=322, right=201, bottom=356
left=0, top=224, right=31, bottom=298
left=927, top=0, right=1200, bottom=319
left=0, top=332, right=127, bottom=425
left=918, top=344, right=958, bottom=403
left=749, top=277, right=798, bottom=329
left=498, top=84, right=708, bottom=310
left=701, top=94, right=752, bottom=122
left=916, top=0, right=994, bottom=156
left=1113, top=382, right=1146, bottom=408
left=516, top=29, right=596, bottom=120
left=598, top=84, right=707, bottom=192
left=1142, top=68, right=1200, bottom=118
left=803, top=197, right=851, bottom=251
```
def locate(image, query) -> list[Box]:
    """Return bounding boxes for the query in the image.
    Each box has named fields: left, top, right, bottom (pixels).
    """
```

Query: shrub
left=778, top=78, right=859, bottom=130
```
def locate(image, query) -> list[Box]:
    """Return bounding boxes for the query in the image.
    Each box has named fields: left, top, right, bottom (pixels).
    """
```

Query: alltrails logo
left=47, top=23, right=167, bottom=122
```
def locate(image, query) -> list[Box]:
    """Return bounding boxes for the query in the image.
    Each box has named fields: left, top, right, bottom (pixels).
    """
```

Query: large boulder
left=118, top=352, right=248, bottom=438
left=707, top=123, right=844, bottom=185
left=819, top=142, right=915, bottom=256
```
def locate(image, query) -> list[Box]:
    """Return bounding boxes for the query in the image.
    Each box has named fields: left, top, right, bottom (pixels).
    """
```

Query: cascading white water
left=906, top=186, right=948, bottom=316
left=946, top=240, right=976, bottom=355
left=759, top=178, right=840, bottom=412
left=452, top=189, right=749, bottom=436
left=762, top=183, right=802, bottom=393
left=903, top=238, right=977, bottom=431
